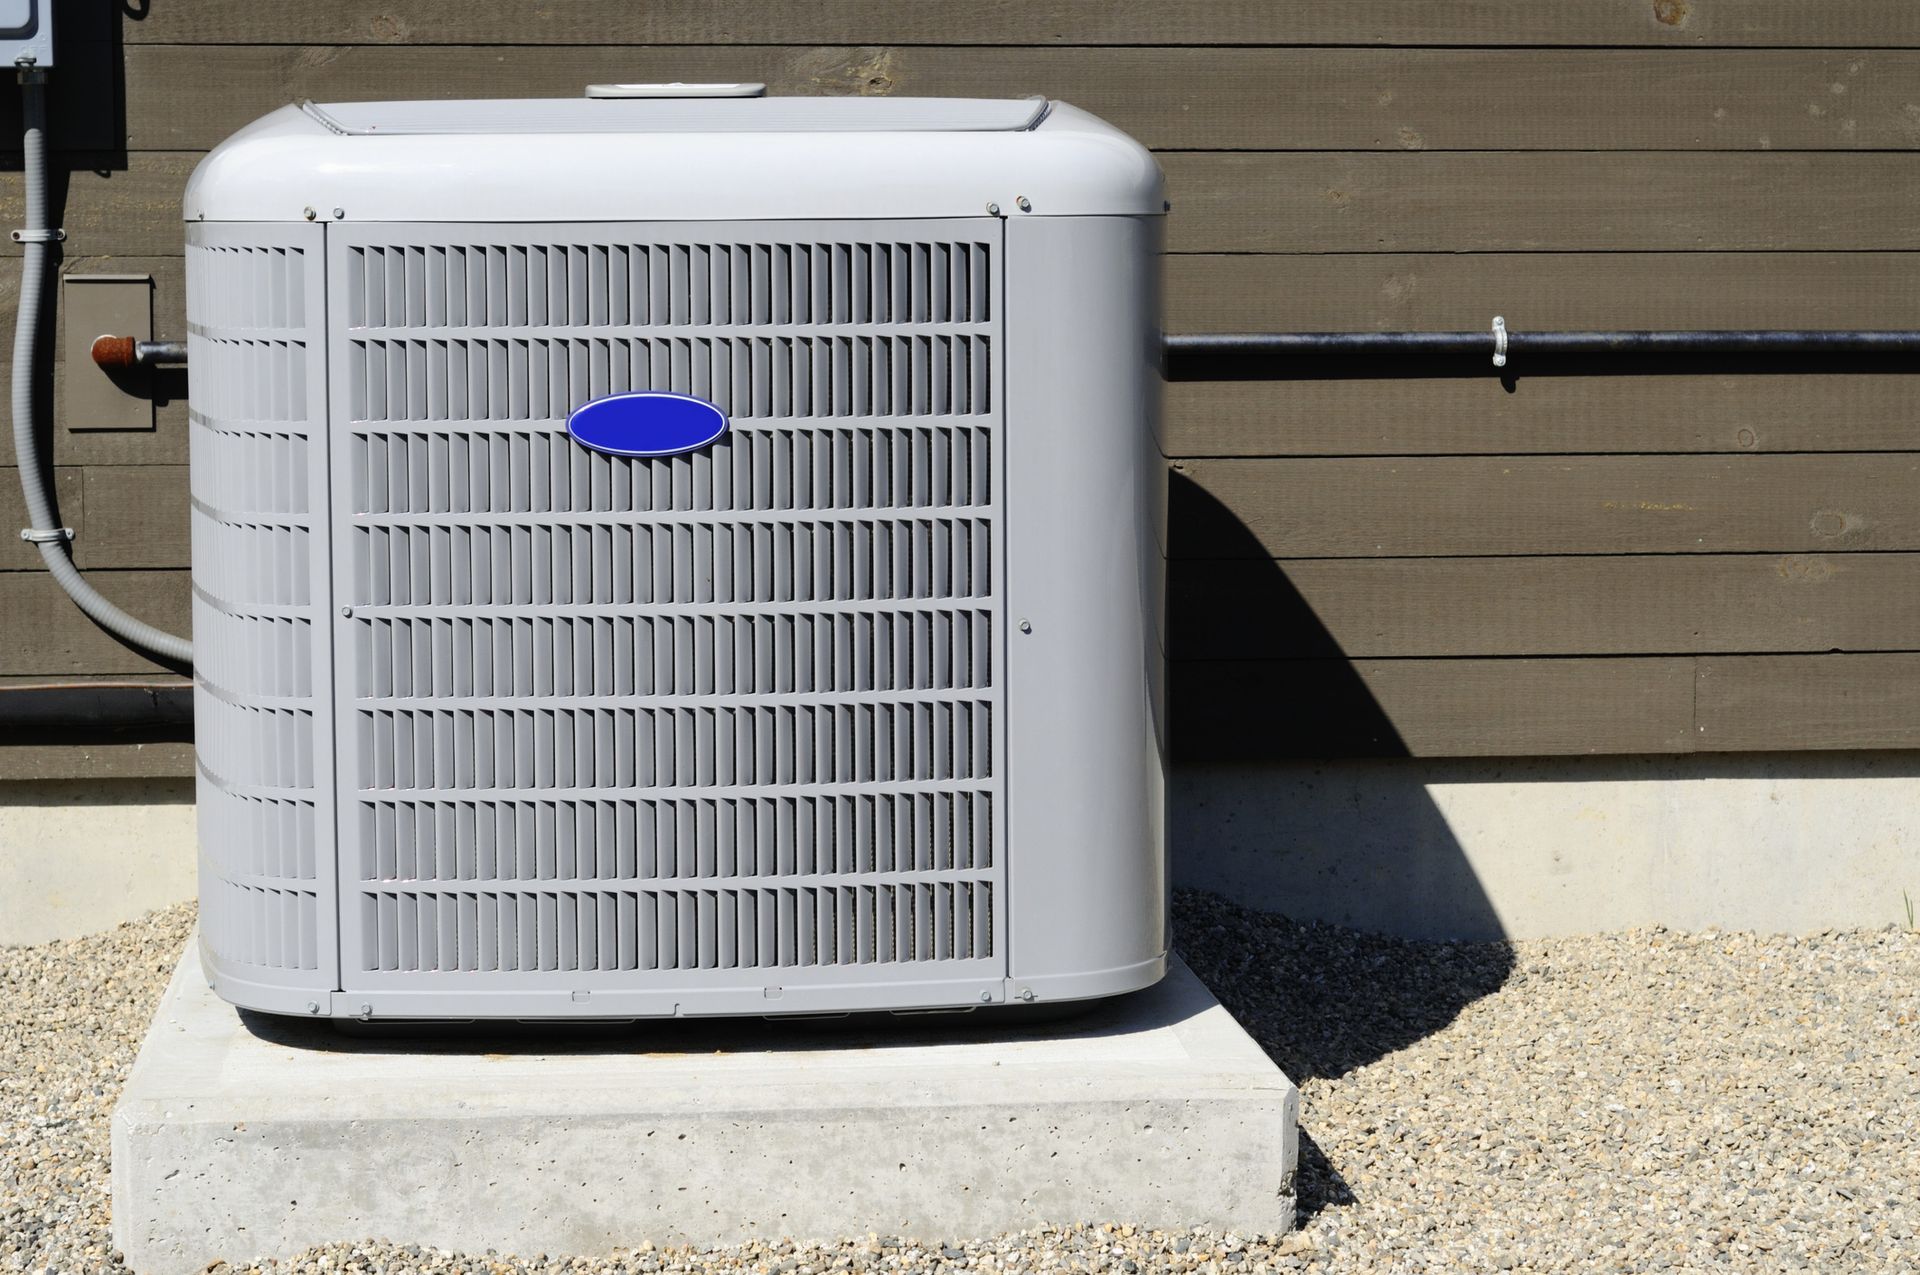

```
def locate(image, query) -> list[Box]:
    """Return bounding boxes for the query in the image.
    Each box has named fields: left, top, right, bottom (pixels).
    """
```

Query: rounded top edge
left=184, top=98, right=1162, bottom=224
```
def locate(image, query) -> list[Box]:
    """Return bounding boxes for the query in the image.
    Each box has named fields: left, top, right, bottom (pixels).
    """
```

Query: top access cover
left=303, top=96, right=1050, bottom=136
left=188, top=96, right=1159, bottom=223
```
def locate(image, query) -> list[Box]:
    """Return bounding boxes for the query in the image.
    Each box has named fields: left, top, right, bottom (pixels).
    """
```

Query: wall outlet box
left=0, top=0, right=51, bottom=69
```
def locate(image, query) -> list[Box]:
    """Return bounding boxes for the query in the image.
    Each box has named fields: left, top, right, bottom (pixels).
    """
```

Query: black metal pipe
left=0, top=681, right=193, bottom=739
left=1164, top=329, right=1920, bottom=380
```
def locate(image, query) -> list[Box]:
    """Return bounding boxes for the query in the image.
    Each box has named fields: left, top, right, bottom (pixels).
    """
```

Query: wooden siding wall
left=4, top=1, right=1920, bottom=777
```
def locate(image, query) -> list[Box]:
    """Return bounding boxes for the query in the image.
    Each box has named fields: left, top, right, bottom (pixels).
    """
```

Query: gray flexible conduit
left=10, top=72, right=192, bottom=668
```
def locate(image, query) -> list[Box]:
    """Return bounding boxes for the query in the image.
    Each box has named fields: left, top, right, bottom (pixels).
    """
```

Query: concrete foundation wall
left=0, top=779, right=196, bottom=944
left=6, top=758, right=1919, bottom=943
left=1175, top=753, right=1920, bottom=939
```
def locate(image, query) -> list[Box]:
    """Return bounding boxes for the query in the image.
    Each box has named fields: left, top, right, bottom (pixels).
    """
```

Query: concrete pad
left=112, top=936, right=1298, bottom=1274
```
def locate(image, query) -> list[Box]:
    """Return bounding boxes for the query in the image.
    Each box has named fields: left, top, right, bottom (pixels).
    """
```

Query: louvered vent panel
left=188, top=226, right=335, bottom=987
left=333, top=222, right=1003, bottom=994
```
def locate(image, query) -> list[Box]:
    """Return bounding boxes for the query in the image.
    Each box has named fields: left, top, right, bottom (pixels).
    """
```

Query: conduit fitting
left=1492, top=316, right=1508, bottom=368
left=91, top=335, right=188, bottom=370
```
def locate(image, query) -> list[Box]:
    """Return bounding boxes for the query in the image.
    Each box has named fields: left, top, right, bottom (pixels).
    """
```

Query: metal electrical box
left=0, top=0, right=52, bottom=68
left=184, top=94, right=1168, bottom=1022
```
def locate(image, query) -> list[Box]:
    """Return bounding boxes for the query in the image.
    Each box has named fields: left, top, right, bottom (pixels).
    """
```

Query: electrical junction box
left=0, top=0, right=52, bottom=69
left=183, top=94, right=1167, bottom=1022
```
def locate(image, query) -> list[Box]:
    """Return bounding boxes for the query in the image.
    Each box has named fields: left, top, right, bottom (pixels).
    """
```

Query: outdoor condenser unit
left=185, top=93, right=1166, bottom=1021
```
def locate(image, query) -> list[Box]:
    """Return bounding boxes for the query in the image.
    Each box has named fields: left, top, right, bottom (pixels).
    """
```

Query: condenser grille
left=188, top=224, right=337, bottom=990
left=346, top=240, right=991, bottom=329
left=330, top=220, right=1004, bottom=995
left=347, top=335, right=991, bottom=421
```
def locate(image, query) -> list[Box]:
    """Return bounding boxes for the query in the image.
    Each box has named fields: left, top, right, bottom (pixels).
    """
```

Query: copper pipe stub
left=90, top=333, right=138, bottom=370
left=91, top=335, right=188, bottom=369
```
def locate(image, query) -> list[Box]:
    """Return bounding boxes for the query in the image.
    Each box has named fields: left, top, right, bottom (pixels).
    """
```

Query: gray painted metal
left=187, top=221, right=342, bottom=1015
left=187, top=130, right=1166, bottom=1020
left=322, top=219, right=1016, bottom=1018
left=305, top=97, right=1050, bottom=136
left=1003, top=215, right=1168, bottom=1002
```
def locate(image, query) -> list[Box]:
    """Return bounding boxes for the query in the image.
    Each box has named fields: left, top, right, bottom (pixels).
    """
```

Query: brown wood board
left=115, top=3, right=1920, bottom=49
left=1172, top=554, right=1920, bottom=659
left=63, top=46, right=1920, bottom=153
left=1171, top=455, right=1920, bottom=558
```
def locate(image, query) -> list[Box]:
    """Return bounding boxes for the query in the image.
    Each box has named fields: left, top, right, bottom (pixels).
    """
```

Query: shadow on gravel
left=1173, top=888, right=1516, bottom=1220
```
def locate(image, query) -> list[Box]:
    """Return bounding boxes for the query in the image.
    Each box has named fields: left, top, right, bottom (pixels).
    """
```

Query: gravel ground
left=4, top=892, right=1917, bottom=1273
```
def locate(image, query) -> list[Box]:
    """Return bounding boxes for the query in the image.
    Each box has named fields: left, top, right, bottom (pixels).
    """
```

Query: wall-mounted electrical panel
left=0, top=0, right=52, bottom=69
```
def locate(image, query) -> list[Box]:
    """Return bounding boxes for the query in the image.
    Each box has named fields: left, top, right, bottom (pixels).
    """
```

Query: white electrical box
left=0, top=0, right=51, bottom=68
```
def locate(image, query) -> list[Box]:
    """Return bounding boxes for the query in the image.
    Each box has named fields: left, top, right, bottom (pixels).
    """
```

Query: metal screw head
left=1018, top=988, right=1036, bottom=1002
left=1016, top=196, right=1033, bottom=212
left=305, top=1001, right=320, bottom=1015
left=302, top=206, right=317, bottom=221
left=357, top=1003, right=373, bottom=1020
left=979, top=990, right=993, bottom=1003
left=985, top=201, right=1001, bottom=216
left=332, top=207, right=346, bottom=220
left=339, top=605, right=353, bottom=618
left=1018, top=619, right=1032, bottom=634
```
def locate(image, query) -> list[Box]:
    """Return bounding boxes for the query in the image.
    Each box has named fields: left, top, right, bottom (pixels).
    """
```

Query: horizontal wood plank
left=1172, top=657, right=1698, bottom=758
left=1161, top=152, right=1920, bottom=253
left=1168, top=252, right=1920, bottom=334
left=0, top=469, right=84, bottom=570
left=0, top=570, right=191, bottom=677
left=1172, top=455, right=1920, bottom=558
left=0, top=155, right=202, bottom=259
left=1173, top=554, right=1920, bottom=659
left=0, top=742, right=195, bottom=781
left=73, top=468, right=190, bottom=570
left=23, top=153, right=1920, bottom=258
left=1167, top=377, right=1920, bottom=459
left=83, top=46, right=1920, bottom=153
left=1696, top=653, right=1920, bottom=750
left=118, top=2, right=1920, bottom=48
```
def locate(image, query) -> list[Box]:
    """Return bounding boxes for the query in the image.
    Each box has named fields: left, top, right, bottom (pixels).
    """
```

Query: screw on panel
left=340, top=605, right=353, bottom=617
left=1016, top=196, right=1033, bottom=212
left=357, top=1003, right=373, bottom=1021
left=1018, top=619, right=1032, bottom=634
left=979, top=990, right=993, bottom=1003
left=305, top=1001, right=320, bottom=1015
left=1018, top=988, right=1036, bottom=1002
left=303, top=207, right=317, bottom=221
left=332, top=208, right=346, bottom=220
left=985, top=202, right=1001, bottom=216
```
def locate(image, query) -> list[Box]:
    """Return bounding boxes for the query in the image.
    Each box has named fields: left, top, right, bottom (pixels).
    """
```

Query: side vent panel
left=188, top=223, right=338, bottom=1000
left=327, top=221, right=1005, bottom=1006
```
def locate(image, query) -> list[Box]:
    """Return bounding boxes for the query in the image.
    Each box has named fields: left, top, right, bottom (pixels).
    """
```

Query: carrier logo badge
left=566, top=391, right=728, bottom=458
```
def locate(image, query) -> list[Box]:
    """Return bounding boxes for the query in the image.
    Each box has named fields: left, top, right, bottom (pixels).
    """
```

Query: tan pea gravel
left=4, top=892, right=1918, bottom=1273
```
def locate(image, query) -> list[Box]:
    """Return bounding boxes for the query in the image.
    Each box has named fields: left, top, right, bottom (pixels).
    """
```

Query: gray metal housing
left=186, top=97, right=1166, bottom=1020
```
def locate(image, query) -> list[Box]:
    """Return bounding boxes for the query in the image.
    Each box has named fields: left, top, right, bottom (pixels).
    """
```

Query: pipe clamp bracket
left=19, top=526, right=73, bottom=544
left=10, top=227, right=65, bottom=243
left=1492, top=316, right=1509, bottom=368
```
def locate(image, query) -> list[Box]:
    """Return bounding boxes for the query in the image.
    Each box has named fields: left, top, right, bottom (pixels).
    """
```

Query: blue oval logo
left=566, top=392, right=728, bottom=458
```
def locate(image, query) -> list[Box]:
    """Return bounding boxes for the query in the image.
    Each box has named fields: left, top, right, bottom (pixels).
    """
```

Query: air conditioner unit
left=184, top=94, right=1166, bottom=1021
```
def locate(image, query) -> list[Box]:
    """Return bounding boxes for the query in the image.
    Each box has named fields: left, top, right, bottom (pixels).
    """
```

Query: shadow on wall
left=1165, top=470, right=1514, bottom=939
